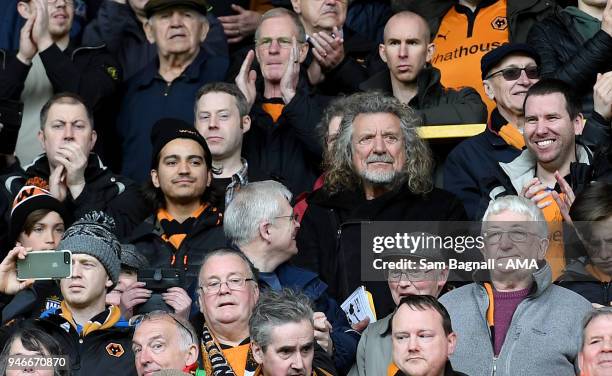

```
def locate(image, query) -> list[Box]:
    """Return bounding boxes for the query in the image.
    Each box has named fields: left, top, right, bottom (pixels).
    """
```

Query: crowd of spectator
left=1, top=0, right=612, bottom=375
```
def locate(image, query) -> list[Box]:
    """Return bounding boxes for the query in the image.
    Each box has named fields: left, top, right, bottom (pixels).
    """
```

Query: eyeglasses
left=388, top=268, right=435, bottom=282
left=129, top=310, right=195, bottom=343
left=199, top=276, right=255, bottom=295
left=255, top=37, right=304, bottom=49
left=46, top=0, right=74, bottom=5
left=274, top=213, right=299, bottom=222
left=482, top=230, right=539, bottom=245
left=485, top=66, right=539, bottom=81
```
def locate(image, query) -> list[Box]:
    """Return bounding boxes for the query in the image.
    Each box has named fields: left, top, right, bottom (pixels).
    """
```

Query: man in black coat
left=360, top=11, right=487, bottom=126
left=527, top=0, right=612, bottom=133
left=0, top=93, right=149, bottom=248
left=128, top=118, right=226, bottom=292
left=294, top=92, right=467, bottom=317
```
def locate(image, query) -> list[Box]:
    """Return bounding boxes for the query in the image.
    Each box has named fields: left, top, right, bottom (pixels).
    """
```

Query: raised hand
left=310, top=26, right=345, bottom=71
left=219, top=4, right=261, bottom=44
left=280, top=37, right=300, bottom=104
left=55, top=142, right=88, bottom=199
left=0, top=245, right=34, bottom=295
left=31, top=0, right=53, bottom=51
left=17, top=16, right=37, bottom=65
left=551, top=170, right=575, bottom=224
left=235, top=50, right=257, bottom=112
left=162, top=286, right=192, bottom=321
left=593, top=72, right=612, bottom=121
left=120, top=281, right=152, bottom=319
left=313, top=311, right=333, bottom=355
left=48, top=164, right=68, bottom=202
left=520, top=177, right=552, bottom=209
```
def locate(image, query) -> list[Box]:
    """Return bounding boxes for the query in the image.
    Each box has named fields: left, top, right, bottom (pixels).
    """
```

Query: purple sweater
left=493, top=287, right=531, bottom=355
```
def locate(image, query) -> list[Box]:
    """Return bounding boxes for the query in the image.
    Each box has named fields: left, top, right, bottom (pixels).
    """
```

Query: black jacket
left=398, top=0, right=557, bottom=44
left=128, top=206, right=227, bottom=290
left=0, top=42, right=120, bottom=110
left=244, top=76, right=328, bottom=196
left=294, top=184, right=467, bottom=317
left=359, top=66, right=487, bottom=125
left=0, top=154, right=150, bottom=241
left=38, top=306, right=137, bottom=376
left=527, top=7, right=612, bottom=120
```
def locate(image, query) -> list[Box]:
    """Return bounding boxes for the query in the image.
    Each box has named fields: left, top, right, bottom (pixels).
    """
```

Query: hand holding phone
left=0, top=245, right=34, bottom=295
left=16, top=250, right=72, bottom=281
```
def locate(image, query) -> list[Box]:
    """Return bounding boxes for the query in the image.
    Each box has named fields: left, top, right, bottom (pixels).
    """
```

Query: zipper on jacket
left=491, top=357, right=497, bottom=376
left=604, top=281, right=611, bottom=305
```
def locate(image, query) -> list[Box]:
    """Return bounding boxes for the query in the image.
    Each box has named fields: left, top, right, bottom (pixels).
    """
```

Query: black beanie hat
left=150, top=118, right=212, bottom=170
left=9, top=185, right=70, bottom=247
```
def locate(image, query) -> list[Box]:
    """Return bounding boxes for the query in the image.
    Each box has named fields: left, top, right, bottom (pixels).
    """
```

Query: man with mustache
left=0, top=0, right=120, bottom=166
left=294, top=92, right=466, bottom=317
left=439, top=195, right=592, bottom=375
left=128, top=118, right=226, bottom=298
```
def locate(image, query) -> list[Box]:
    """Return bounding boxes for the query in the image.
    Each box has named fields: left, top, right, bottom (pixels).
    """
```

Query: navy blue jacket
left=443, top=109, right=522, bottom=220
left=260, top=262, right=359, bottom=375
left=116, top=47, right=228, bottom=182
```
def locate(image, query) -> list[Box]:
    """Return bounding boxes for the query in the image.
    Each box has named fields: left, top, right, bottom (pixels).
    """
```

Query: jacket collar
left=134, top=47, right=209, bottom=89
left=359, top=66, right=443, bottom=106
left=499, top=143, right=592, bottom=194
left=474, top=262, right=553, bottom=298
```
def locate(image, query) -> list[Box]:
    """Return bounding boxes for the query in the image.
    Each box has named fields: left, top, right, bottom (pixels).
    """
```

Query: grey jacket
left=439, top=264, right=592, bottom=376
left=348, top=314, right=392, bottom=376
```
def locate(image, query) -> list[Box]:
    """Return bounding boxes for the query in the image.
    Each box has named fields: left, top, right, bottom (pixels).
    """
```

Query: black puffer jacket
left=359, top=66, right=487, bottom=125
left=527, top=7, right=612, bottom=117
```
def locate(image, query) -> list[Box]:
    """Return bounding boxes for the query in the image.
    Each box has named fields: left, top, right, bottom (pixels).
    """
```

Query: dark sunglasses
left=486, top=66, right=539, bottom=81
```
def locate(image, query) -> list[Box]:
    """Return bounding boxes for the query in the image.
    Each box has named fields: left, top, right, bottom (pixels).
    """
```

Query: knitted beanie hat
left=57, top=212, right=121, bottom=287
left=150, top=118, right=212, bottom=170
left=9, top=185, right=70, bottom=247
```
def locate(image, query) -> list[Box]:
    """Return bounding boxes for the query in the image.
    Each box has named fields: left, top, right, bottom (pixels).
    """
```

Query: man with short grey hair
left=132, top=311, right=199, bottom=376
left=578, top=307, right=612, bottom=376
left=440, top=195, right=592, bottom=376
left=235, top=7, right=327, bottom=196
left=295, top=92, right=466, bottom=316
left=116, top=0, right=228, bottom=182
left=225, top=180, right=358, bottom=373
left=249, top=289, right=336, bottom=376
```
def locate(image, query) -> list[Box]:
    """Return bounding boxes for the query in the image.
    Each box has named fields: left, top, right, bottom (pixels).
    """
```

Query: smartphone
left=17, top=250, right=72, bottom=281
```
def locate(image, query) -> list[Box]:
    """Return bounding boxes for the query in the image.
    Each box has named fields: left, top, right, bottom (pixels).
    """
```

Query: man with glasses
left=0, top=0, right=120, bottom=167
left=439, top=195, right=592, bottom=375
left=235, top=7, right=327, bottom=196
left=444, top=43, right=541, bottom=220
left=349, top=236, right=450, bottom=376
left=224, top=180, right=358, bottom=373
left=196, top=248, right=261, bottom=375
left=131, top=311, right=199, bottom=376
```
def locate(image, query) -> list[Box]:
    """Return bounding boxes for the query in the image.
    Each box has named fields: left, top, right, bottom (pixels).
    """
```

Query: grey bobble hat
left=57, top=212, right=121, bottom=287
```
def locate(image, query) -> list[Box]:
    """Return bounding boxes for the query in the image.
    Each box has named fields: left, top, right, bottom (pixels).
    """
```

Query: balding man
left=360, top=11, right=486, bottom=126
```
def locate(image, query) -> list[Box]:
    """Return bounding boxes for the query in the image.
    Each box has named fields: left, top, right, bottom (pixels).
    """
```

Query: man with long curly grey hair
left=294, top=92, right=467, bottom=319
